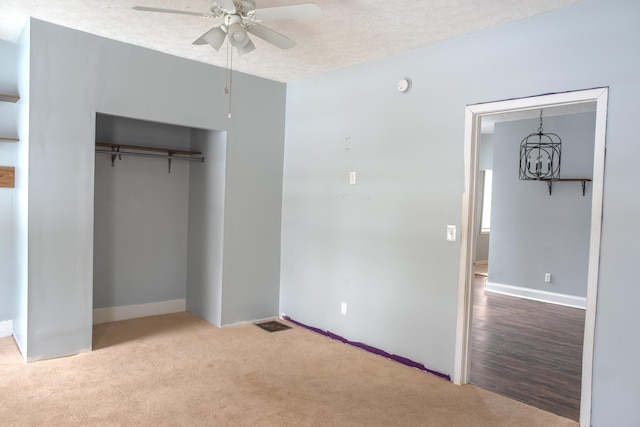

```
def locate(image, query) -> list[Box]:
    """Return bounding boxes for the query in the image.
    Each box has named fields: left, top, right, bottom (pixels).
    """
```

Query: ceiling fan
left=133, top=0, right=322, bottom=55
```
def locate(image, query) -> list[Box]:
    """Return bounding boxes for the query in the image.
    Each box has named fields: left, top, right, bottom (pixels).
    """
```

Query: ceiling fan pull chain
left=228, top=39, right=233, bottom=119
left=223, top=39, right=229, bottom=96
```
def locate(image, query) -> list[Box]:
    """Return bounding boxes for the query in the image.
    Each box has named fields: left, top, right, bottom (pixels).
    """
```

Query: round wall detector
left=397, top=78, right=412, bottom=93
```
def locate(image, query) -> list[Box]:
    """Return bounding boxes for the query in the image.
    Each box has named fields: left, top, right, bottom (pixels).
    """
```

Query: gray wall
left=281, top=0, right=640, bottom=424
left=93, top=115, right=191, bottom=309
left=0, top=40, right=18, bottom=323
left=187, top=129, right=227, bottom=327
left=475, top=230, right=489, bottom=263
left=0, top=40, right=17, bottom=93
left=488, top=113, right=595, bottom=297
left=478, top=133, right=494, bottom=171
left=15, top=18, right=285, bottom=361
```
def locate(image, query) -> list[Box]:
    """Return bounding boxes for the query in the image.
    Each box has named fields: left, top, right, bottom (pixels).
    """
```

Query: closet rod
left=96, top=149, right=205, bottom=162
left=96, top=149, right=205, bottom=173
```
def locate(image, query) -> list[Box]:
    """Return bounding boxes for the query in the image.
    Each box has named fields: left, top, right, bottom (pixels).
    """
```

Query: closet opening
left=92, top=113, right=227, bottom=338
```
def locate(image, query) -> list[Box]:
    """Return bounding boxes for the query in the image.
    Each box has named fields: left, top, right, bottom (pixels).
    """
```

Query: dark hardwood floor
left=469, top=273, right=585, bottom=421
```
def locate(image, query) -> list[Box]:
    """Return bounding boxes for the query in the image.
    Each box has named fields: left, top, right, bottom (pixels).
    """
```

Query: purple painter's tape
left=283, top=316, right=451, bottom=381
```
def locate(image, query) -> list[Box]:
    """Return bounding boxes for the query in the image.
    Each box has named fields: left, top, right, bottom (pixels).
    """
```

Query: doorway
left=453, top=88, right=608, bottom=427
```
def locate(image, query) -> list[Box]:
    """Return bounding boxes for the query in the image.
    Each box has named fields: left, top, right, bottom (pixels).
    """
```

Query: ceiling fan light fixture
left=202, top=26, right=227, bottom=51
left=136, top=1, right=323, bottom=54
left=236, top=38, right=256, bottom=55
left=229, top=23, right=249, bottom=48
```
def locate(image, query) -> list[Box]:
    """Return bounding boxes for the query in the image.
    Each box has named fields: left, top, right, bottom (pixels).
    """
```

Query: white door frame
left=453, top=87, right=608, bottom=427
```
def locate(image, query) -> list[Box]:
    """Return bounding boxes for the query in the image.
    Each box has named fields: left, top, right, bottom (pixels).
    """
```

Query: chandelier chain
left=539, top=109, right=544, bottom=133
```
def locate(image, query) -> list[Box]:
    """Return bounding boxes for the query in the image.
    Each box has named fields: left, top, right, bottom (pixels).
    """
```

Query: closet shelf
left=0, top=93, right=20, bottom=103
left=95, top=142, right=205, bottom=173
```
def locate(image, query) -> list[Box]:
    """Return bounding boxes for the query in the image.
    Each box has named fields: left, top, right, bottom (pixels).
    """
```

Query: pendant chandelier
left=519, top=110, right=562, bottom=181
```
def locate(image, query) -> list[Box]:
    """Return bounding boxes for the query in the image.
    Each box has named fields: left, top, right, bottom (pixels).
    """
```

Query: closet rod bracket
left=110, top=146, right=121, bottom=167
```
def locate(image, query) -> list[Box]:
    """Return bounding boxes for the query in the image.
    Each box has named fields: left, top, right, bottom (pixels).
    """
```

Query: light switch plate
left=446, top=225, right=456, bottom=242
left=341, top=302, right=348, bottom=316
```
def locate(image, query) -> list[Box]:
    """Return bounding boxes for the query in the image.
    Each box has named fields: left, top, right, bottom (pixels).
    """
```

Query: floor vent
left=254, top=320, right=292, bottom=333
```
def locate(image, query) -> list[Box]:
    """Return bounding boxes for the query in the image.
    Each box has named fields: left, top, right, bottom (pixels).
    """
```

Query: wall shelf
left=541, top=178, right=592, bottom=196
left=0, top=93, right=20, bottom=142
left=0, top=93, right=20, bottom=103
left=95, top=142, right=205, bottom=173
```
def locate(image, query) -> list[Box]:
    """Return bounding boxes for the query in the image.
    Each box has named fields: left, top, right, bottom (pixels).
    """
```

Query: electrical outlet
left=545, top=273, right=552, bottom=283
left=341, top=302, right=347, bottom=316
left=349, top=171, right=357, bottom=185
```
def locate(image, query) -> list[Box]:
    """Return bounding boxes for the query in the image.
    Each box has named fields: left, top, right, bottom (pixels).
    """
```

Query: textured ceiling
left=0, top=0, right=582, bottom=82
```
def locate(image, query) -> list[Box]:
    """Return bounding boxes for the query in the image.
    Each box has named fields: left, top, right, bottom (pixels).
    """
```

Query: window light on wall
left=480, top=170, right=492, bottom=233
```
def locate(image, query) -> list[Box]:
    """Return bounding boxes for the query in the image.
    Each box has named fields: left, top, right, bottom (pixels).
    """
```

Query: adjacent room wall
left=488, top=113, right=595, bottom=300
left=93, top=115, right=192, bottom=311
left=281, top=0, right=640, bottom=424
left=0, top=40, right=18, bottom=328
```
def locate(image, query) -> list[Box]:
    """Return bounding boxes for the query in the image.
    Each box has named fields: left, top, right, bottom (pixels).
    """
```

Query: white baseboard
left=0, top=320, right=12, bottom=338
left=485, top=282, right=586, bottom=309
left=93, top=299, right=186, bottom=325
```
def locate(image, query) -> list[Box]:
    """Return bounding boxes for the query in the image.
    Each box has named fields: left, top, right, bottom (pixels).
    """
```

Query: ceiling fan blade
left=193, top=25, right=227, bottom=50
left=253, top=3, right=322, bottom=21
left=246, top=24, right=296, bottom=50
left=133, top=6, right=210, bottom=17
left=237, top=38, right=256, bottom=56
left=215, top=0, right=237, bottom=14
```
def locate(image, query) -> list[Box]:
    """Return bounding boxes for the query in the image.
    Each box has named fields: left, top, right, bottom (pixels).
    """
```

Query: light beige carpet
left=0, top=312, right=577, bottom=426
